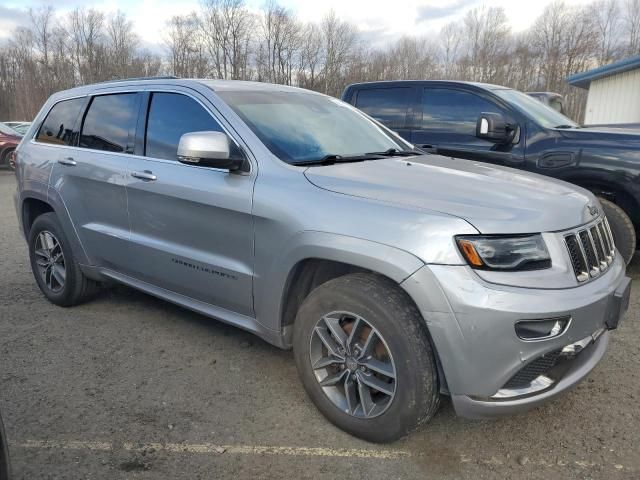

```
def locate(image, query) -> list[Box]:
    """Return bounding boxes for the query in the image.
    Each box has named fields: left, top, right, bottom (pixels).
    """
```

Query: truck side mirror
left=476, top=112, right=512, bottom=144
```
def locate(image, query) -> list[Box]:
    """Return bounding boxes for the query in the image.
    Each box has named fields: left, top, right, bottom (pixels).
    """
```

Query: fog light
left=515, top=316, right=570, bottom=341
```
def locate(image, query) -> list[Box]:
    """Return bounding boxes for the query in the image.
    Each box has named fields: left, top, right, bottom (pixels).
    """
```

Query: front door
left=124, top=90, right=256, bottom=316
left=412, top=87, right=523, bottom=165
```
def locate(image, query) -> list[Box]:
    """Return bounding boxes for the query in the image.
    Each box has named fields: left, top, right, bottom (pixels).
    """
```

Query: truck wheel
left=599, top=197, right=636, bottom=265
left=293, top=273, right=440, bottom=442
left=28, top=212, right=101, bottom=307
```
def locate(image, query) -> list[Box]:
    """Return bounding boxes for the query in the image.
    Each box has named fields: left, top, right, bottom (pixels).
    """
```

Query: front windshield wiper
left=291, top=153, right=386, bottom=166
left=365, top=148, right=423, bottom=157
left=554, top=124, right=579, bottom=129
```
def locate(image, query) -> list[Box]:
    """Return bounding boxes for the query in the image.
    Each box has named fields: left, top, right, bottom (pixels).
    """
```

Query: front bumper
left=401, top=254, right=631, bottom=419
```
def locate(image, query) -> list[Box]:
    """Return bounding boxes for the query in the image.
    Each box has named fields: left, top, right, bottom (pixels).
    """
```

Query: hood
left=558, top=126, right=640, bottom=147
left=304, top=155, right=597, bottom=234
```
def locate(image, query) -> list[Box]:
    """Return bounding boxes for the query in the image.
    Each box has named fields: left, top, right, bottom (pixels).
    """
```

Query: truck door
left=412, top=87, right=524, bottom=165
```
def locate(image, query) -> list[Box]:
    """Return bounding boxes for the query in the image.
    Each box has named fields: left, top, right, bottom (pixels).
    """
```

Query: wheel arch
left=21, top=189, right=90, bottom=266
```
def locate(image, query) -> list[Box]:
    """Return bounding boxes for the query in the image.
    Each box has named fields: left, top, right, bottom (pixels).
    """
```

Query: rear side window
left=80, top=93, right=138, bottom=153
left=422, top=88, right=501, bottom=134
left=355, top=87, right=411, bottom=129
left=145, top=92, right=223, bottom=161
left=36, top=98, right=85, bottom=146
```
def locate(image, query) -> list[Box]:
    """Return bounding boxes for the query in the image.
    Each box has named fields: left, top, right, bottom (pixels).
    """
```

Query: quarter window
left=36, top=98, right=85, bottom=146
left=355, top=87, right=411, bottom=129
left=421, top=88, right=501, bottom=134
left=80, top=93, right=138, bottom=153
left=145, top=92, right=223, bottom=161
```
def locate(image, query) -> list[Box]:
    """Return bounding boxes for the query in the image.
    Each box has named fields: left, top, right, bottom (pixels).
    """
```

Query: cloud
left=0, top=5, right=31, bottom=39
left=416, top=0, right=479, bottom=23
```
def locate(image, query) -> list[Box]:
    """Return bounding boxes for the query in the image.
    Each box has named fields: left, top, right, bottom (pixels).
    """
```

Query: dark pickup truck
left=342, top=80, right=639, bottom=264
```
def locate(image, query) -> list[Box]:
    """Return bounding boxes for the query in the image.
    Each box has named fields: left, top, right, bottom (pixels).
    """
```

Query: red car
left=0, top=123, right=21, bottom=170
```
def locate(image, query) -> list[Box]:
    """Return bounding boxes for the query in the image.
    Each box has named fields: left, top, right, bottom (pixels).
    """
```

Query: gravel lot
left=0, top=169, right=639, bottom=479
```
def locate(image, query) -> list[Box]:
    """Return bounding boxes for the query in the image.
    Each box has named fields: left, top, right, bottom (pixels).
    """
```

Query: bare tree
left=200, top=0, right=254, bottom=80
left=166, top=14, right=209, bottom=77
left=320, top=10, right=357, bottom=96
left=591, top=0, right=621, bottom=64
left=624, top=0, right=640, bottom=54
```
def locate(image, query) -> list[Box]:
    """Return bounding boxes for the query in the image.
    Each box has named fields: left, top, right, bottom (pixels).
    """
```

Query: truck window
left=80, top=93, right=138, bottom=153
left=422, top=88, right=501, bottom=134
left=355, top=88, right=411, bottom=129
left=36, top=98, right=86, bottom=146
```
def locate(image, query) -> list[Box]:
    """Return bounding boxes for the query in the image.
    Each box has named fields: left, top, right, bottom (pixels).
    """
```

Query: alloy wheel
left=309, top=311, right=397, bottom=418
left=34, top=231, right=66, bottom=293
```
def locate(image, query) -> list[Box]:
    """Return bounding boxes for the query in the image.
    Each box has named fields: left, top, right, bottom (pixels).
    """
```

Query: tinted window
left=80, top=93, right=138, bottom=153
left=355, top=88, right=411, bottom=129
left=145, top=93, right=223, bottom=161
left=422, top=88, right=501, bottom=134
left=36, top=98, right=85, bottom=146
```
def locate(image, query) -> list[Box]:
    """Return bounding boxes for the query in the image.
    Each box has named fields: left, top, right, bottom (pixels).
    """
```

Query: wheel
left=1, top=149, right=14, bottom=170
left=599, top=197, right=636, bottom=265
left=293, top=273, right=440, bottom=442
left=28, top=212, right=101, bottom=307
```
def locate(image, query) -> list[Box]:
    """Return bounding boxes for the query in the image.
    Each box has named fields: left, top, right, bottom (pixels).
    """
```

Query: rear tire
left=599, top=197, right=636, bottom=265
left=293, top=273, right=440, bottom=442
left=28, top=212, right=101, bottom=307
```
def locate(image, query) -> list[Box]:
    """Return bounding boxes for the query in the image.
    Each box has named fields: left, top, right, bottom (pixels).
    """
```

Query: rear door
left=353, top=87, right=416, bottom=141
left=48, top=91, right=139, bottom=270
left=412, top=87, right=523, bottom=164
left=124, top=88, right=256, bottom=316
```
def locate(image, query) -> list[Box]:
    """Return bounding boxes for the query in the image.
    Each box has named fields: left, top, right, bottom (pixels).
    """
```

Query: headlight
left=456, top=234, right=551, bottom=271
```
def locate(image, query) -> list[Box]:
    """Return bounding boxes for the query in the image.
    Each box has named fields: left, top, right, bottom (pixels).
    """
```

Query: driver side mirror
left=177, top=131, right=246, bottom=171
left=476, top=112, right=513, bottom=144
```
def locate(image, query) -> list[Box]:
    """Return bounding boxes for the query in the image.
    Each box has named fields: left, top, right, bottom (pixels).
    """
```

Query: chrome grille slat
left=563, top=216, right=615, bottom=283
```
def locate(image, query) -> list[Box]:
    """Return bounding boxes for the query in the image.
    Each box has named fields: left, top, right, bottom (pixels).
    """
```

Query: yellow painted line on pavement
left=17, top=439, right=410, bottom=460
left=19, top=440, right=113, bottom=451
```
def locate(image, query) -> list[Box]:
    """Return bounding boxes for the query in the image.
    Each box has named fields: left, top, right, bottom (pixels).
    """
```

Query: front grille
left=503, top=350, right=561, bottom=389
left=564, top=216, right=615, bottom=283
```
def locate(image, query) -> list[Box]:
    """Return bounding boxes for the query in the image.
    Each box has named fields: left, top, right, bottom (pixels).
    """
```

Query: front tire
left=599, top=197, right=636, bottom=265
left=293, top=273, right=440, bottom=442
left=28, top=212, right=100, bottom=307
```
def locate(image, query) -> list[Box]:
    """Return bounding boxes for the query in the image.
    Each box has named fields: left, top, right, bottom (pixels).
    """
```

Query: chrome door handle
left=58, top=157, right=77, bottom=166
left=131, top=170, right=157, bottom=181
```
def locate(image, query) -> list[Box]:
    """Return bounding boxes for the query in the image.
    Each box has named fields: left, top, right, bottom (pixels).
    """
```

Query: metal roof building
left=567, top=55, right=640, bottom=126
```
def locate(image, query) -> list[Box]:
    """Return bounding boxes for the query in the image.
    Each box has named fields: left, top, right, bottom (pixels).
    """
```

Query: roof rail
left=95, top=75, right=179, bottom=84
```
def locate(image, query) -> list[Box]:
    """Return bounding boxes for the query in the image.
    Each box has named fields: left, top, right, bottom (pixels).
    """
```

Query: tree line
left=1, top=0, right=639, bottom=122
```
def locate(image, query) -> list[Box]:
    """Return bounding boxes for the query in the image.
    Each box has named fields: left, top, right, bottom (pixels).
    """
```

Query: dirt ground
left=0, top=170, right=638, bottom=479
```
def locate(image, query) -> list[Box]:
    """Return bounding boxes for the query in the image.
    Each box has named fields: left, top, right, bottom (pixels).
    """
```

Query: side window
left=36, top=98, right=85, bottom=146
left=80, top=93, right=138, bottom=153
left=422, top=88, right=502, bottom=134
left=355, top=87, right=411, bottom=129
left=145, top=92, right=223, bottom=161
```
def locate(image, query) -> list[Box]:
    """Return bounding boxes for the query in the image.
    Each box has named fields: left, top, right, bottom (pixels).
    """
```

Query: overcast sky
left=0, top=0, right=591, bottom=50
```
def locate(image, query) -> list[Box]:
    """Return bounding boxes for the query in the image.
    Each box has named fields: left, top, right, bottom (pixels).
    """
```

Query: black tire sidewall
left=293, top=274, right=438, bottom=443
left=28, top=213, right=80, bottom=306
left=599, top=197, right=636, bottom=265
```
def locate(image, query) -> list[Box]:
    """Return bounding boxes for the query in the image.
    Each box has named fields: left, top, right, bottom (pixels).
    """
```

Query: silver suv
left=13, top=78, right=631, bottom=442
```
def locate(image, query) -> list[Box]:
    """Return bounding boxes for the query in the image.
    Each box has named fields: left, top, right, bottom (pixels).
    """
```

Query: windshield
left=217, top=91, right=409, bottom=164
left=494, top=89, right=578, bottom=129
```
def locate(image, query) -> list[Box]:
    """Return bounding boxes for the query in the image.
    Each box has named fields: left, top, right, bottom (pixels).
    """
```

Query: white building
left=567, top=55, right=640, bottom=126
